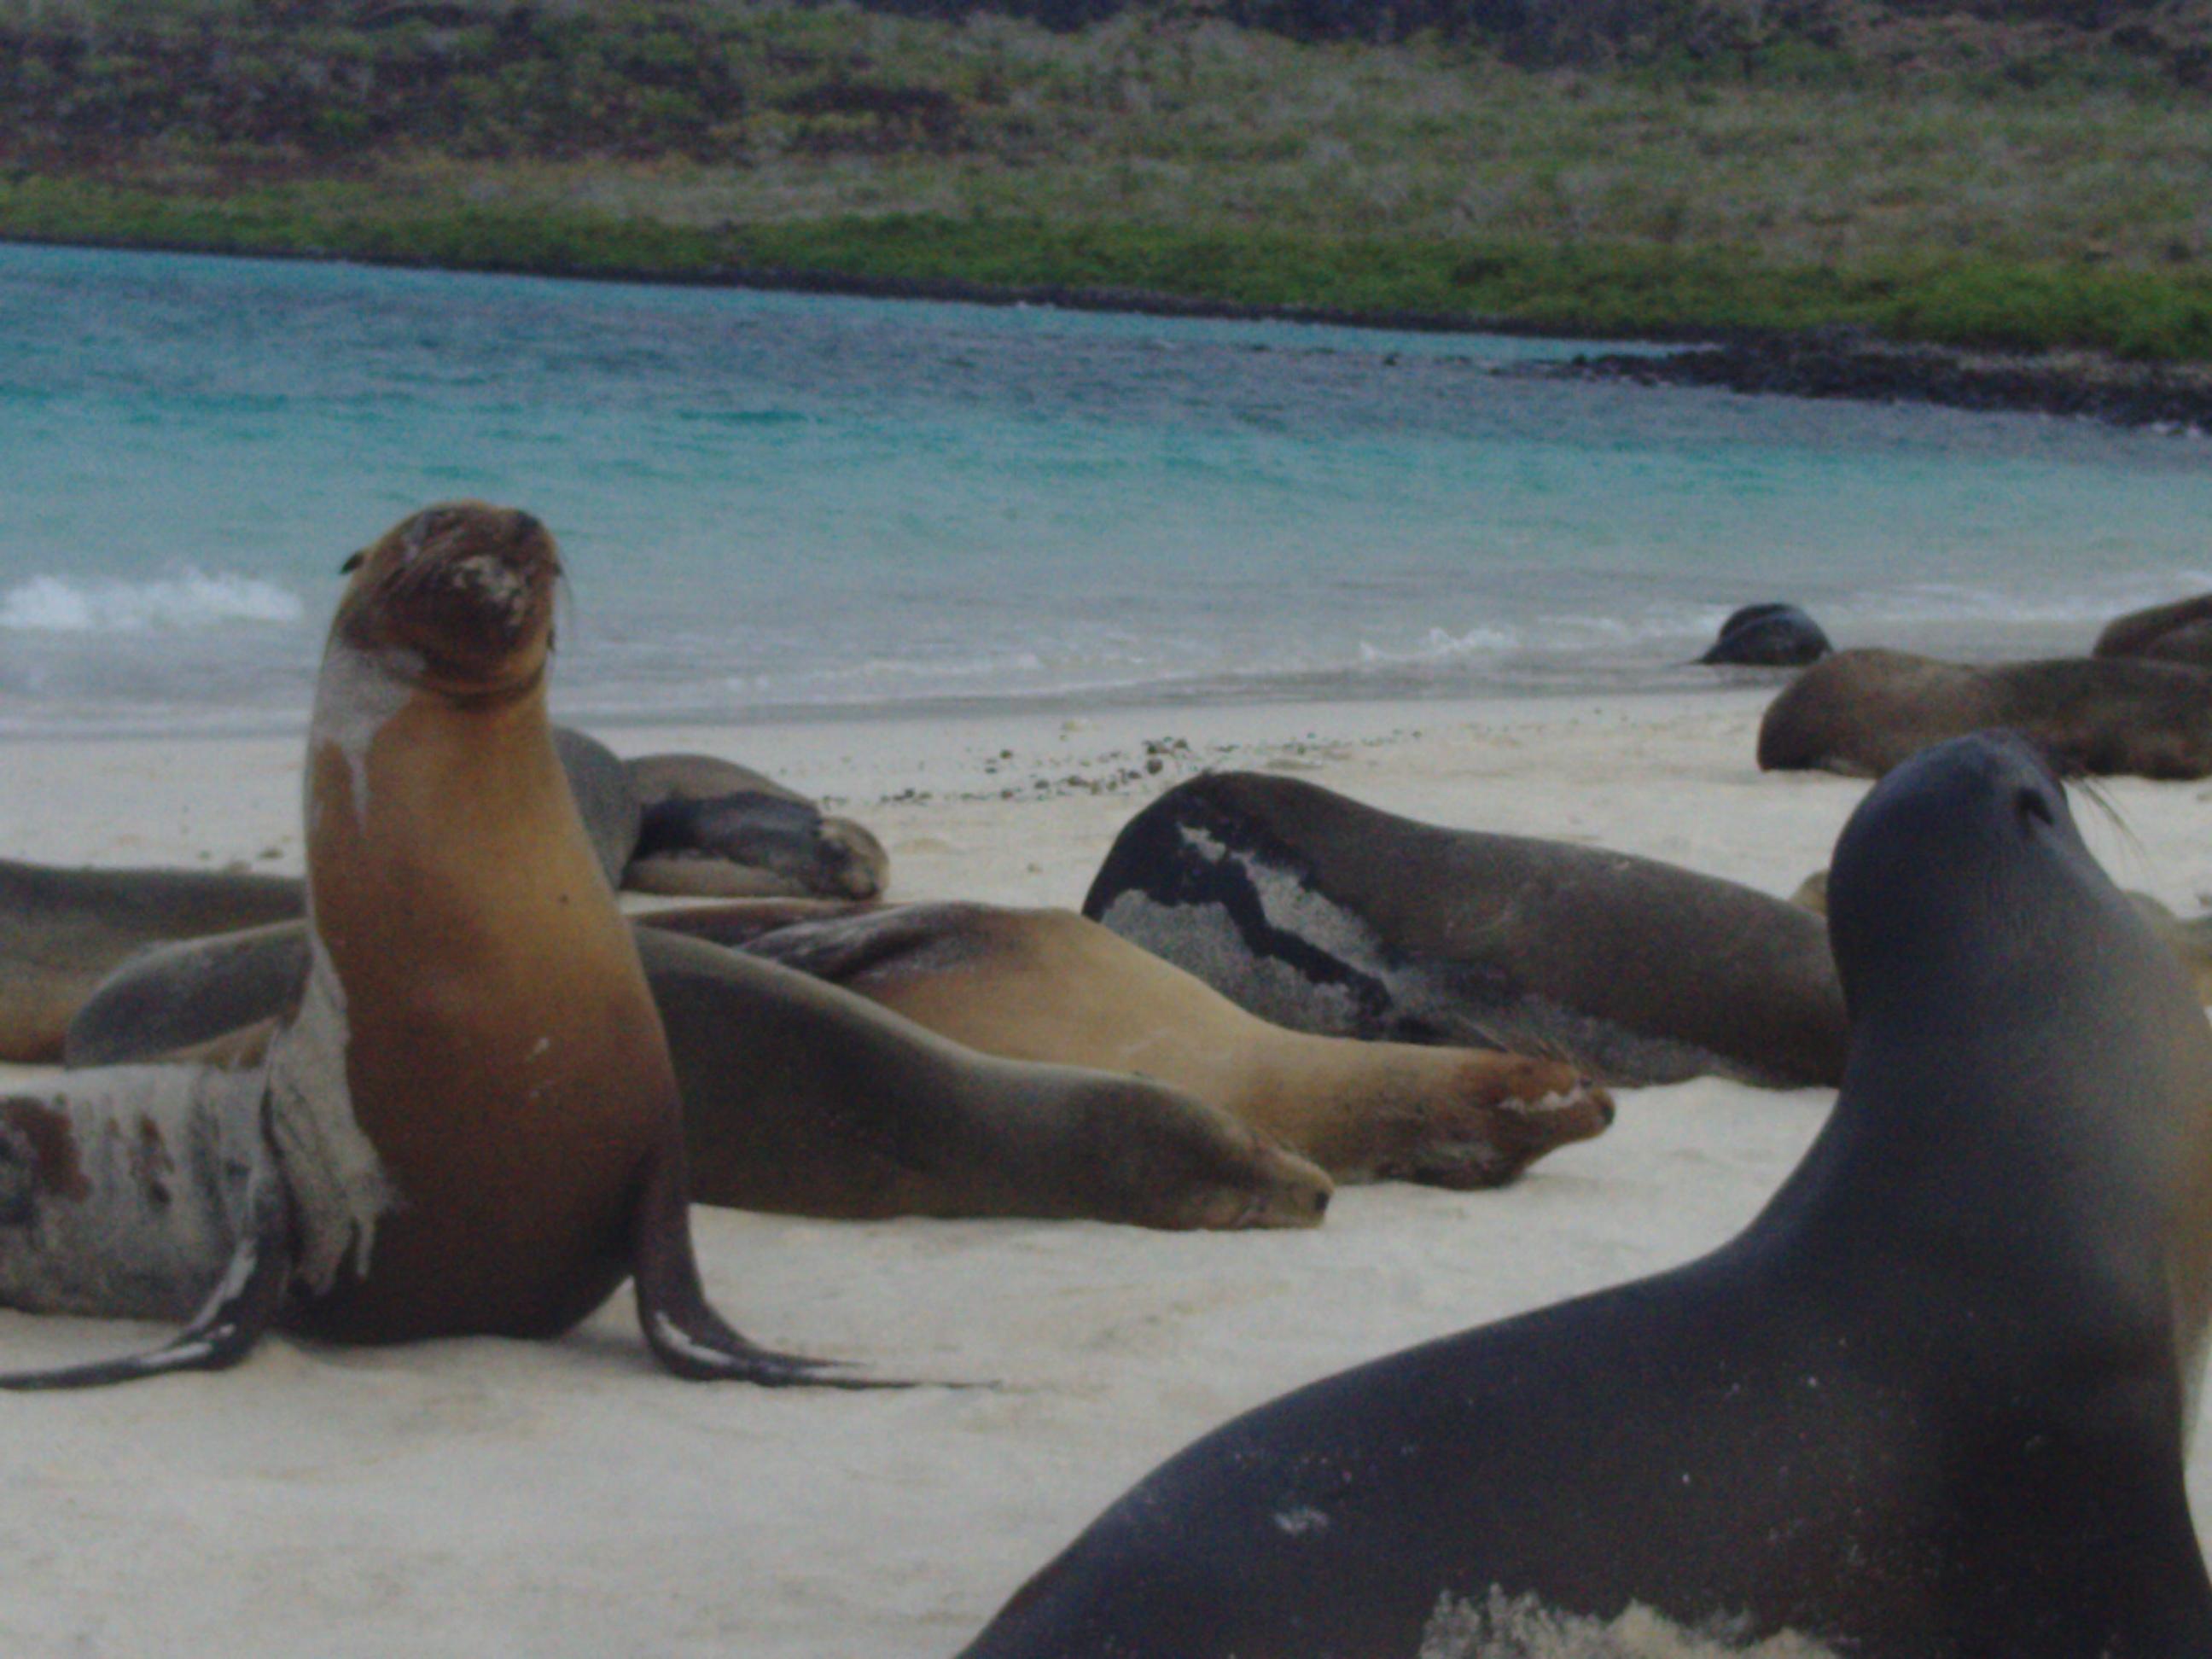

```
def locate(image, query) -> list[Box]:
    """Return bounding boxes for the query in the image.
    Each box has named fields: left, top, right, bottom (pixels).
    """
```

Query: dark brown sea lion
left=61, top=919, right=1333, bottom=1231
left=620, top=753, right=889, bottom=899
left=962, top=732, right=2212, bottom=1656
left=652, top=901, right=1612, bottom=1190
left=2095, top=591, right=2212, bottom=669
left=1080, top=772, right=1847, bottom=1089
left=1757, top=647, right=2212, bottom=779
left=1697, top=601, right=1831, bottom=667
left=0, top=501, right=875, bottom=1388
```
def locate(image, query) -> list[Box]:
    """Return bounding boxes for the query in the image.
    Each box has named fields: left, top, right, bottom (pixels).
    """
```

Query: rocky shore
left=1529, top=330, right=2212, bottom=434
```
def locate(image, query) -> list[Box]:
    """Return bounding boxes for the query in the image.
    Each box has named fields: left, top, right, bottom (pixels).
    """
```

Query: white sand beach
left=4, top=684, right=2212, bottom=1656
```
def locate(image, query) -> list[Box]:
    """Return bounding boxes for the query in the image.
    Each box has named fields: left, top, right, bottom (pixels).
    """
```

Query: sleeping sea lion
left=962, top=731, right=2212, bottom=1656
left=1697, top=602, right=1831, bottom=667
left=61, top=919, right=1333, bottom=1232
left=652, top=900, right=1612, bottom=1189
left=1757, top=647, right=2212, bottom=779
left=2095, top=591, right=2212, bottom=669
left=1081, top=772, right=1848, bottom=1089
left=620, top=753, right=889, bottom=899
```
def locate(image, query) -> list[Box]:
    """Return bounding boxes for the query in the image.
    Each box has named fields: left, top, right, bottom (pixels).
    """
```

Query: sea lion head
left=1059, top=1074, right=1333, bottom=1231
left=334, top=502, right=562, bottom=696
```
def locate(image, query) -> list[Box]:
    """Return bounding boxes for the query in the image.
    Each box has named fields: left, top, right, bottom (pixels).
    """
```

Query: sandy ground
left=5, top=685, right=2212, bottom=1656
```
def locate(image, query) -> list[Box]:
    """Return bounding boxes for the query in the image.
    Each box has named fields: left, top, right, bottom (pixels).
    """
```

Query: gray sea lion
left=2095, top=591, right=2212, bottom=668
left=0, top=859, right=301, bottom=1064
left=653, top=900, right=1612, bottom=1190
left=1757, top=647, right=2212, bottom=779
left=0, top=502, right=876, bottom=1389
left=622, top=753, right=889, bottom=899
left=61, top=918, right=1332, bottom=1232
left=963, top=731, right=2212, bottom=1656
left=1697, top=602, right=1831, bottom=667
left=1080, top=772, right=1848, bottom=1089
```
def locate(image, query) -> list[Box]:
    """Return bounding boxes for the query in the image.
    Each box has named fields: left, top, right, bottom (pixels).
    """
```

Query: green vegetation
left=5, top=1, right=2212, bottom=358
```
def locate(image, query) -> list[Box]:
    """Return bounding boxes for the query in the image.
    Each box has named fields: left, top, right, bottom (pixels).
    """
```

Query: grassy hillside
left=6, top=1, right=2212, bottom=358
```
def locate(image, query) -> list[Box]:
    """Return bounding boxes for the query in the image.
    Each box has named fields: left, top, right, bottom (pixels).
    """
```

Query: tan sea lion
left=652, top=902, right=1613, bottom=1189
left=2095, top=592, right=2212, bottom=668
left=0, top=501, right=874, bottom=1389
left=61, top=919, right=1333, bottom=1231
left=1757, top=647, right=2212, bottom=779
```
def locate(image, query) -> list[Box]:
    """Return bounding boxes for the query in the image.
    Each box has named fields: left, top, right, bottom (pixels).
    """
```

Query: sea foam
left=0, top=571, right=304, bottom=633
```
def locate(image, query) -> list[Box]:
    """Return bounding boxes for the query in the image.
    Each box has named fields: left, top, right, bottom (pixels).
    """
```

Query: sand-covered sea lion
left=1757, top=646, right=2212, bottom=779
left=1081, top=772, right=1848, bottom=1089
left=2095, top=591, right=2212, bottom=668
left=621, top=753, right=889, bottom=899
left=654, top=901, right=1612, bottom=1189
left=63, top=919, right=1332, bottom=1231
left=963, top=732, right=2212, bottom=1656
left=1697, top=601, right=1831, bottom=667
left=0, top=502, right=874, bottom=1389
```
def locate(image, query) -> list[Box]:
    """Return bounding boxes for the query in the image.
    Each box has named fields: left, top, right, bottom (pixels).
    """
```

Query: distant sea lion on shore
left=61, top=917, right=1332, bottom=1233
left=2095, top=591, right=2212, bottom=669
left=1081, top=771, right=1848, bottom=1089
left=0, top=502, right=881, bottom=1389
left=963, top=732, right=2212, bottom=1656
left=620, top=753, right=888, bottom=900
left=1757, top=647, right=2212, bottom=779
left=653, top=900, right=1613, bottom=1189
left=1697, top=602, right=1831, bottom=667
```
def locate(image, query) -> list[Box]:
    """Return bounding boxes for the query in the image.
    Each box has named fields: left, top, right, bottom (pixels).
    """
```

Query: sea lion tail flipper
left=626, top=1145, right=910, bottom=1390
left=0, top=1147, right=294, bottom=1391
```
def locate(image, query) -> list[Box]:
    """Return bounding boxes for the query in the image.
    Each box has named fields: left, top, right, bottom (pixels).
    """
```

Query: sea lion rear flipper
left=626, top=1144, right=907, bottom=1389
left=0, top=1138, right=294, bottom=1390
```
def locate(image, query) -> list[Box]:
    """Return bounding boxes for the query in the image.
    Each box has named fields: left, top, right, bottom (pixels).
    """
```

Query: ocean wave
left=1421, top=1588, right=1838, bottom=1659
left=1359, top=626, right=1520, bottom=665
left=0, top=571, right=304, bottom=633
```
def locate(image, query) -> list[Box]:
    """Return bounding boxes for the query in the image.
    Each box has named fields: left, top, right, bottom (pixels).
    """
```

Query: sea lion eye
left=340, top=550, right=365, bottom=574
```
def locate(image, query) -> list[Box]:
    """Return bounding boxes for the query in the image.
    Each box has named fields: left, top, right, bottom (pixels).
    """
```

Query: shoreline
left=9, top=226, right=2209, bottom=435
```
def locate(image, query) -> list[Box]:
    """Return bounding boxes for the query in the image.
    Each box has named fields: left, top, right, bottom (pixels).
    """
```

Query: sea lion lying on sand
left=1081, top=771, right=1848, bottom=1089
left=2095, top=591, right=2212, bottom=669
left=1758, top=647, right=2212, bottom=779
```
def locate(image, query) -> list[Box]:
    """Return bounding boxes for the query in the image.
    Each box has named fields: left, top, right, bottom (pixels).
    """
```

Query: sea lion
left=1080, top=772, right=1848, bottom=1089
left=2095, top=591, right=2212, bottom=668
left=0, top=859, right=301, bottom=1064
left=1697, top=602, right=1831, bottom=667
left=652, top=901, right=1612, bottom=1189
left=62, top=919, right=1333, bottom=1231
left=962, top=731, right=2212, bottom=1656
left=1757, top=647, right=2212, bottom=779
left=621, top=753, right=889, bottom=899
left=0, top=501, right=871, bottom=1389
left=1796, top=865, right=2212, bottom=1006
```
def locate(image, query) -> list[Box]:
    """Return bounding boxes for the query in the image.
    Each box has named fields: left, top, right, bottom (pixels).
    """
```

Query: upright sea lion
left=621, top=753, right=889, bottom=900
left=2095, top=591, right=2212, bottom=668
left=61, top=919, right=1333, bottom=1232
left=654, top=901, right=1612, bottom=1189
left=1757, top=646, right=2212, bottom=779
left=1081, top=772, right=1848, bottom=1089
left=0, top=502, right=873, bottom=1389
left=1697, top=601, right=1831, bottom=667
left=963, top=732, right=2212, bottom=1656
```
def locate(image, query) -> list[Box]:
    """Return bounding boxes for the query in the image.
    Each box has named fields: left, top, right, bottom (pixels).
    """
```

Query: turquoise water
left=3, top=239, right=2209, bottom=736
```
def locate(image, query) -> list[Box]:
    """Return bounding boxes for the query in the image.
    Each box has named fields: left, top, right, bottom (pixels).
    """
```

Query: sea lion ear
left=339, top=550, right=365, bottom=574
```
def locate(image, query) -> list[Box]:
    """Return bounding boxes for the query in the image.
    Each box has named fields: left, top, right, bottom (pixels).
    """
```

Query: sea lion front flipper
left=626, top=1143, right=905, bottom=1389
left=0, top=1137, right=294, bottom=1390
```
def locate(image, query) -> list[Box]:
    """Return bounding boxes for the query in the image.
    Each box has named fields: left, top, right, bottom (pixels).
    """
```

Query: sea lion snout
left=341, top=501, right=562, bottom=678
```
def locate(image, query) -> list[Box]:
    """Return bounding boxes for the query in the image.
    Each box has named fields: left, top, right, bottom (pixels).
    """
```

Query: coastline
left=7, top=690, right=2212, bottom=1653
